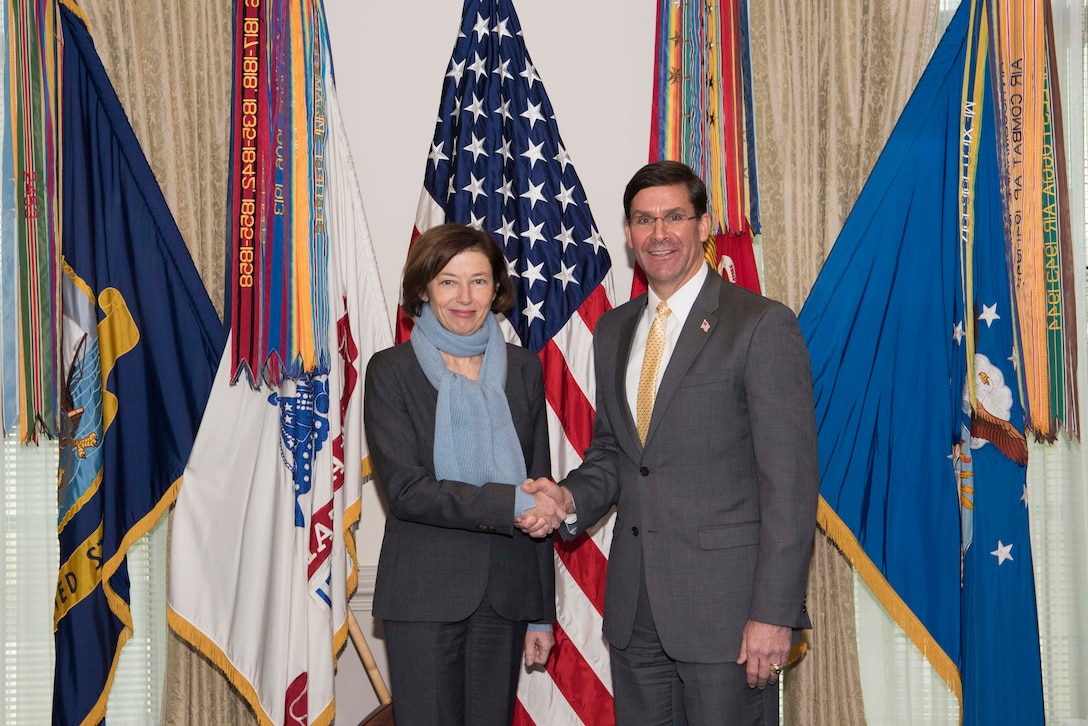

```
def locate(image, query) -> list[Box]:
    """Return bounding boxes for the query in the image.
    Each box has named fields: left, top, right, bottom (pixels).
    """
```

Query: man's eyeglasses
left=628, top=213, right=699, bottom=230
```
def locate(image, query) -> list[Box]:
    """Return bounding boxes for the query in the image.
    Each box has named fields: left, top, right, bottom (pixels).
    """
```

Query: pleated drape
left=748, top=2, right=941, bottom=724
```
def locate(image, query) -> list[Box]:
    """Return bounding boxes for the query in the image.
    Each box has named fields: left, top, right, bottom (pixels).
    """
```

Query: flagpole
left=346, top=609, right=392, bottom=706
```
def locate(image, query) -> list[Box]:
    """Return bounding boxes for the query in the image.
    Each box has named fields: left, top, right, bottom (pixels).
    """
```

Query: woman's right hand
left=514, top=478, right=570, bottom=537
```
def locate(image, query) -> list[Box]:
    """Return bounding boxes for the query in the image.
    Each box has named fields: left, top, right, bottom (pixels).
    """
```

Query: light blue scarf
left=411, top=306, right=532, bottom=515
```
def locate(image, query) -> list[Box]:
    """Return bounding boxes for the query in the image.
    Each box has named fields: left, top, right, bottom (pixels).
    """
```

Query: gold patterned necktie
left=636, top=301, right=671, bottom=444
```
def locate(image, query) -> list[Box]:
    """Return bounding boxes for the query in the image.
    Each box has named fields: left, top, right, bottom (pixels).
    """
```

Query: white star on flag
left=554, top=224, right=576, bottom=251
left=493, top=17, right=512, bottom=41
left=464, top=133, right=488, bottom=161
left=497, top=177, right=514, bottom=202
left=521, top=179, right=546, bottom=210
left=446, top=58, right=465, bottom=83
left=555, top=183, right=578, bottom=211
left=991, top=540, right=1014, bottom=565
left=522, top=260, right=546, bottom=289
left=554, top=262, right=578, bottom=291
left=521, top=100, right=545, bottom=128
left=521, top=138, right=546, bottom=169
left=523, top=297, right=545, bottom=324
left=468, top=52, right=488, bottom=80
left=462, top=173, right=487, bottom=202
left=495, top=217, right=517, bottom=244
left=521, top=219, right=546, bottom=249
left=471, top=12, right=489, bottom=39
left=978, top=302, right=1000, bottom=327
left=428, top=141, right=449, bottom=168
left=554, top=143, right=572, bottom=171
left=520, top=59, right=541, bottom=87
left=465, top=96, right=488, bottom=123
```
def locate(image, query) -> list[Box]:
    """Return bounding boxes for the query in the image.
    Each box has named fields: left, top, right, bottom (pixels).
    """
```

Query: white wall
left=324, top=1, right=656, bottom=720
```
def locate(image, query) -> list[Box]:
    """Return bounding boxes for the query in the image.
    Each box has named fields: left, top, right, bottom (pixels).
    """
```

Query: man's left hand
left=736, top=619, right=791, bottom=689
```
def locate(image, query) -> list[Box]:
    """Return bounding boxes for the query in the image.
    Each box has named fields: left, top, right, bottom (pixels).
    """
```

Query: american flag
left=403, top=0, right=617, bottom=723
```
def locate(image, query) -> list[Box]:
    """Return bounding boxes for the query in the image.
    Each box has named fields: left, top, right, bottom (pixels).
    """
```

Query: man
left=517, top=161, right=819, bottom=725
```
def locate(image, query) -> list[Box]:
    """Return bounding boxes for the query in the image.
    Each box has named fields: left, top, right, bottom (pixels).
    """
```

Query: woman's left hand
left=523, top=630, right=555, bottom=668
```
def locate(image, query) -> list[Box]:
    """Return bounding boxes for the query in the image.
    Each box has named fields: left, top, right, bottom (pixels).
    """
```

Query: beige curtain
left=750, top=1, right=942, bottom=311
left=78, top=0, right=230, bottom=315
left=75, top=2, right=251, bottom=723
left=748, top=2, right=941, bottom=724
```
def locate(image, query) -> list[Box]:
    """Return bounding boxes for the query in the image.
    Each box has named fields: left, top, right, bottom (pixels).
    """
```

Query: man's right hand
left=515, top=478, right=574, bottom=537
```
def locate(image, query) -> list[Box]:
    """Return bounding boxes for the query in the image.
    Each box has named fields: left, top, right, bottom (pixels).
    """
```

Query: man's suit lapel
left=645, top=272, right=722, bottom=446
left=613, top=298, right=645, bottom=452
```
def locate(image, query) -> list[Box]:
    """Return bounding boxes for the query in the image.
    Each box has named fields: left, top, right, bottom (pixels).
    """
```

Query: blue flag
left=798, top=2, right=1045, bottom=724
left=52, top=6, right=223, bottom=724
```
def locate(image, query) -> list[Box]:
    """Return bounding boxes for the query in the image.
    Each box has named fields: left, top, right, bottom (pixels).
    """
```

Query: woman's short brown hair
left=401, top=223, right=516, bottom=317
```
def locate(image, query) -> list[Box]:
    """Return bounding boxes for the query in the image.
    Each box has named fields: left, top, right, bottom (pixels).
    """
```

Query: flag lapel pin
left=700, top=319, right=710, bottom=333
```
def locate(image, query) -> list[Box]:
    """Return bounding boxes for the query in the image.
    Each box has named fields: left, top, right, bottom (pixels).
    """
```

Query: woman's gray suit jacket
left=364, top=341, right=555, bottom=626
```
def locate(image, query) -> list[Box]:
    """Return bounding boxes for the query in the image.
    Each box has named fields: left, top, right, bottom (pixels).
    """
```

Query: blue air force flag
left=798, top=2, right=1045, bottom=724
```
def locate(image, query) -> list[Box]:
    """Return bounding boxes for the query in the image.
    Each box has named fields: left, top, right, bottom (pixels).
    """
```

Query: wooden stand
left=347, top=609, right=395, bottom=726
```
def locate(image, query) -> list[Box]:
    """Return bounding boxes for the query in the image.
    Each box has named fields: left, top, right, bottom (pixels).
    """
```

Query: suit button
left=631, top=527, right=639, bottom=536
left=639, top=467, right=650, bottom=476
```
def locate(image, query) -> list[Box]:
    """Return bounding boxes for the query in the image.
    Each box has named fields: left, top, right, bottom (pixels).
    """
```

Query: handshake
left=515, top=477, right=575, bottom=538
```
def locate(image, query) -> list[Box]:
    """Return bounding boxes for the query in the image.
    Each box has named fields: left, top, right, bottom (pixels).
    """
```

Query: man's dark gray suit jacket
left=562, top=269, right=819, bottom=663
left=364, top=342, right=555, bottom=626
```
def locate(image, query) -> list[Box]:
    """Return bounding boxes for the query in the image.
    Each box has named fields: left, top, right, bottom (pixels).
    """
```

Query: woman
left=364, top=224, right=559, bottom=726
